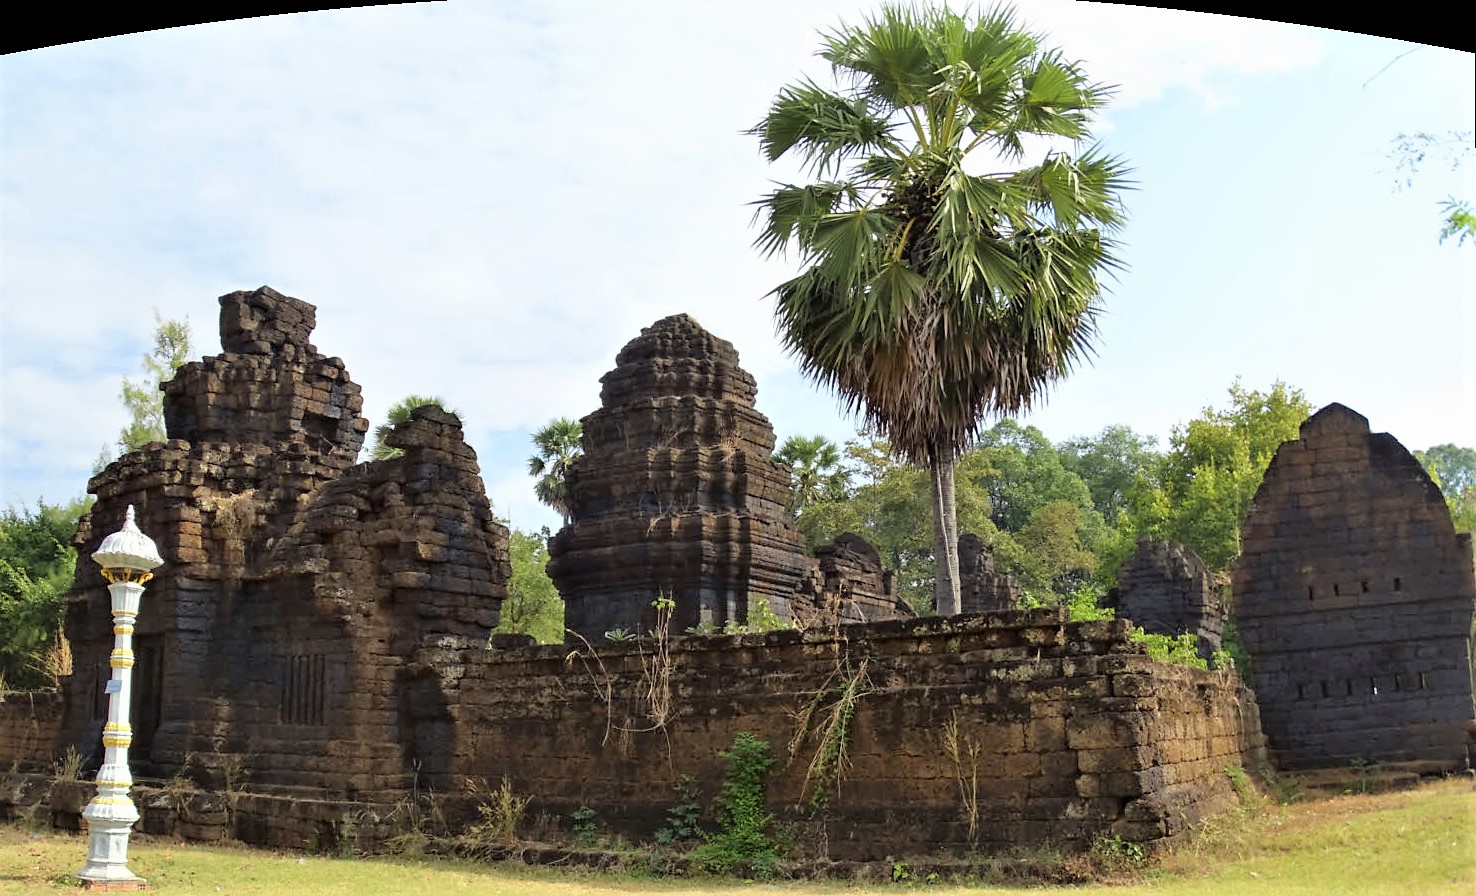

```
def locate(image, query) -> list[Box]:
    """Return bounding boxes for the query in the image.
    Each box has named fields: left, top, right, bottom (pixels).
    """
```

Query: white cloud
left=3, top=1, right=1467, bottom=527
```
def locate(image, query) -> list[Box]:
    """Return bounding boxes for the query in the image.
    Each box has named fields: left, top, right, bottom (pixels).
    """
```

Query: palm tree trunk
left=931, top=453, right=962, bottom=616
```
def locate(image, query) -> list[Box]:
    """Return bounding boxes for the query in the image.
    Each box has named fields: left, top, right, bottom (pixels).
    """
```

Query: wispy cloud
left=4, top=2, right=1467, bottom=534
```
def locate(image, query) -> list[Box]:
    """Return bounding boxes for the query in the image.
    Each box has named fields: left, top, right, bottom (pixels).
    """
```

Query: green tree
left=1416, top=444, right=1476, bottom=495
left=774, top=435, right=850, bottom=517
left=528, top=418, right=583, bottom=526
left=492, top=529, right=564, bottom=644
left=1012, top=499, right=1099, bottom=600
left=1056, top=424, right=1161, bottom=525
left=968, top=419, right=1101, bottom=534
left=1111, top=380, right=1312, bottom=575
left=752, top=3, right=1129, bottom=615
left=0, top=498, right=89, bottom=690
left=1389, top=130, right=1474, bottom=246
left=796, top=431, right=1005, bottom=614
left=1415, top=444, right=1476, bottom=535
left=116, top=311, right=193, bottom=454
left=369, top=395, right=457, bottom=461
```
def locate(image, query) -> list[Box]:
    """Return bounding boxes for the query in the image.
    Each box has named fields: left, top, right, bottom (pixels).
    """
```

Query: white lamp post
left=78, top=505, right=163, bottom=889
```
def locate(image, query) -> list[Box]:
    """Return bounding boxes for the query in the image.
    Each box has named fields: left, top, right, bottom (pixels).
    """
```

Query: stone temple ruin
left=0, top=288, right=1470, bottom=863
left=54, top=286, right=510, bottom=799
left=1234, top=403, right=1476, bottom=771
left=1108, top=538, right=1225, bottom=662
left=548, top=314, right=810, bottom=638
left=547, top=313, right=915, bottom=637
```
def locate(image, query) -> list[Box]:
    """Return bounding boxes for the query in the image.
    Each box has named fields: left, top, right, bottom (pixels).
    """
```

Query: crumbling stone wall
left=1234, top=403, right=1476, bottom=770
left=1109, top=538, right=1224, bottom=660
left=548, top=314, right=810, bottom=638
left=0, top=692, right=63, bottom=769
left=57, top=287, right=509, bottom=799
left=959, top=533, right=1022, bottom=612
left=0, top=291, right=1274, bottom=861
left=791, top=532, right=912, bottom=628
left=413, top=610, right=1264, bottom=860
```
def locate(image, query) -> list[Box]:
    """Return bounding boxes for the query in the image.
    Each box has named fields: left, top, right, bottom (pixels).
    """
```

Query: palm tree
left=752, top=3, right=1129, bottom=615
left=528, top=417, right=583, bottom=525
left=369, top=394, right=457, bottom=460
left=774, top=435, right=850, bottom=517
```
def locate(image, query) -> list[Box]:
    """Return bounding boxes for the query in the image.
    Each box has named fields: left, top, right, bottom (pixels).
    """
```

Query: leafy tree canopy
left=1389, top=130, right=1474, bottom=247
left=1056, top=424, right=1160, bottom=525
left=492, top=529, right=564, bottom=645
left=1, top=497, right=90, bottom=690
left=1107, top=380, right=1312, bottom=575
left=105, top=311, right=193, bottom=466
left=1415, top=443, right=1476, bottom=536
left=774, top=435, right=850, bottom=517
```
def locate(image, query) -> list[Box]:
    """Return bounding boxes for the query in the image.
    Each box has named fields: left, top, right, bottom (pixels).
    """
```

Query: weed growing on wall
left=1224, top=764, right=1257, bottom=805
left=632, top=595, right=675, bottom=733
left=1090, top=833, right=1145, bottom=871
left=459, top=776, right=531, bottom=856
left=654, top=775, right=703, bottom=846
left=690, top=732, right=778, bottom=878
left=51, top=746, right=82, bottom=782
left=1130, top=629, right=1209, bottom=670
left=788, top=657, right=870, bottom=812
left=941, top=711, right=982, bottom=845
left=570, top=805, right=597, bottom=846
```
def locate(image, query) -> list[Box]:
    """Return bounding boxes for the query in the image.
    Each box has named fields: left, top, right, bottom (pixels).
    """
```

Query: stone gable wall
left=1233, top=403, right=1476, bottom=770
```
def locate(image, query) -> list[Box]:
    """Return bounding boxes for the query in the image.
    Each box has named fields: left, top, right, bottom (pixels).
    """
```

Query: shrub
left=689, top=733, right=777, bottom=878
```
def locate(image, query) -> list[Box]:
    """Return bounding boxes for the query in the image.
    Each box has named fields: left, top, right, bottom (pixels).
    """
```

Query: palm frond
left=750, top=79, right=897, bottom=174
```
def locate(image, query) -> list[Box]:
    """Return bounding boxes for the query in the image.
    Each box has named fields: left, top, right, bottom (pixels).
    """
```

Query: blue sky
left=2, top=2, right=1472, bottom=536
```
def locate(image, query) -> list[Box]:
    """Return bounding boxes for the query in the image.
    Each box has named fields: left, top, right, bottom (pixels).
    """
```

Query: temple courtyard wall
left=3, top=610, right=1264, bottom=860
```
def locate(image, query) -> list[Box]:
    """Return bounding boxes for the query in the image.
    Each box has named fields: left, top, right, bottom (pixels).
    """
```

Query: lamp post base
left=79, top=803, right=145, bottom=890
left=79, top=878, right=147, bottom=892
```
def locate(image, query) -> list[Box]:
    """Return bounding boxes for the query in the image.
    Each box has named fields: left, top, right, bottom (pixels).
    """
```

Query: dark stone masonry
left=959, top=532, right=1023, bottom=613
left=3, top=291, right=1467, bottom=864
left=790, top=532, right=913, bottom=627
left=56, top=286, right=509, bottom=799
left=1233, top=403, right=1476, bottom=770
left=547, top=314, right=811, bottom=639
left=1108, top=538, right=1225, bottom=661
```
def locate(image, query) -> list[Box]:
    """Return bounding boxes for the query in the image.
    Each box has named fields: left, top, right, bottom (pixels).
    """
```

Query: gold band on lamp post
left=78, top=505, right=163, bottom=889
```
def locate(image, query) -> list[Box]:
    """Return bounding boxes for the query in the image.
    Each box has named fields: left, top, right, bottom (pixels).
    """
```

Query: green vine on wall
left=690, top=732, right=778, bottom=878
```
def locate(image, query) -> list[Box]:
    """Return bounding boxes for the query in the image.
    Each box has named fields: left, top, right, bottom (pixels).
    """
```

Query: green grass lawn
left=3, top=777, right=1472, bottom=895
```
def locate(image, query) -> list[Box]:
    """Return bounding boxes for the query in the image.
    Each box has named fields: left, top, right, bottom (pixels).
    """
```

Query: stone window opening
left=281, top=654, right=327, bottom=726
